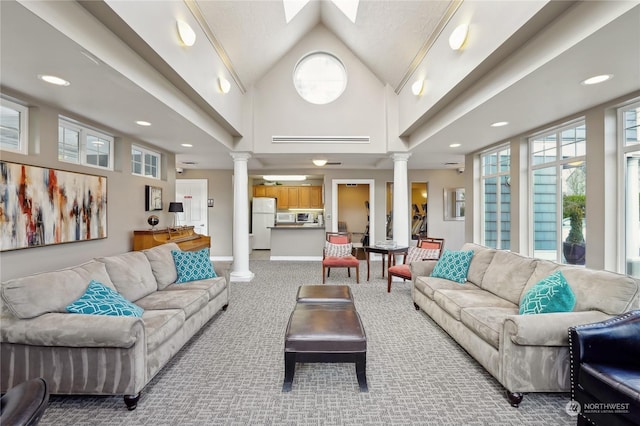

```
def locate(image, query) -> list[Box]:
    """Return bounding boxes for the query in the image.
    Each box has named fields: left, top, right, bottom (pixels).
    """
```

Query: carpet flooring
left=38, top=260, right=575, bottom=425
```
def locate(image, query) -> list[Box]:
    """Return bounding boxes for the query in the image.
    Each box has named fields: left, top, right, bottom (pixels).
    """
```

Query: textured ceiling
left=195, top=0, right=454, bottom=90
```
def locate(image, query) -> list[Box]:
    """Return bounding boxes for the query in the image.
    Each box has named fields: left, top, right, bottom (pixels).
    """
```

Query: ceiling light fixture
left=411, top=79, right=424, bottom=96
left=263, top=175, right=306, bottom=181
left=312, top=159, right=328, bottom=166
left=38, top=75, right=70, bottom=86
left=136, top=120, right=151, bottom=126
left=181, top=143, right=193, bottom=147
left=218, top=77, right=231, bottom=94
left=449, top=24, right=469, bottom=51
left=176, top=20, right=196, bottom=47
left=449, top=143, right=461, bottom=148
left=490, top=121, right=509, bottom=127
left=581, top=74, right=613, bottom=85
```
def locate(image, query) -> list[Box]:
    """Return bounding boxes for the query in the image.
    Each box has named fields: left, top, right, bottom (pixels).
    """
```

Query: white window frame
left=617, top=100, right=640, bottom=275
left=0, top=97, right=29, bottom=155
left=529, top=118, right=586, bottom=263
left=131, top=144, right=161, bottom=179
left=58, top=117, right=114, bottom=170
left=480, top=144, right=511, bottom=249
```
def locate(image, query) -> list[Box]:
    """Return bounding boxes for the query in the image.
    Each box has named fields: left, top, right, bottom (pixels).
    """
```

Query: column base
left=230, top=270, right=255, bottom=282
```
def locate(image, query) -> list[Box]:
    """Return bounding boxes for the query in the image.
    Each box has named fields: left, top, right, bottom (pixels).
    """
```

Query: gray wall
left=0, top=91, right=176, bottom=281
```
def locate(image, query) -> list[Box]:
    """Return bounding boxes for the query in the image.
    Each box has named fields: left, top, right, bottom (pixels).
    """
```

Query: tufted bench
left=283, top=286, right=367, bottom=392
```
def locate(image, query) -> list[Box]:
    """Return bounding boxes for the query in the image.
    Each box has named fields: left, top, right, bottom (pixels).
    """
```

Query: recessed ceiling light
left=181, top=143, right=193, bottom=147
left=312, top=159, right=328, bottom=166
left=449, top=143, right=461, bottom=148
left=490, top=121, right=509, bottom=127
left=136, top=120, right=151, bottom=126
left=581, top=74, right=613, bottom=85
left=38, top=75, right=70, bottom=86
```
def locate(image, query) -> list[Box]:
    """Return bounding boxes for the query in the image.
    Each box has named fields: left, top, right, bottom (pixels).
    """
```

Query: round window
left=293, top=52, right=347, bottom=105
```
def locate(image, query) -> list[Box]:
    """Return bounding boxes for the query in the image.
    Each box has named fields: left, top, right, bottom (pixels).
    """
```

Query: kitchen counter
left=269, top=225, right=325, bottom=260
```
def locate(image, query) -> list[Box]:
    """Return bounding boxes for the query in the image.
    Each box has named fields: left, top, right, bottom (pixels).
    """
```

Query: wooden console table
left=133, top=226, right=210, bottom=252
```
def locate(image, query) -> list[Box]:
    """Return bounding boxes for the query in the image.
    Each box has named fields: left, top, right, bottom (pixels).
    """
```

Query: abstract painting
left=0, top=161, right=107, bottom=251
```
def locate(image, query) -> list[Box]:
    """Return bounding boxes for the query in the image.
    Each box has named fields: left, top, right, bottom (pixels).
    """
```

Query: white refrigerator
left=252, top=197, right=276, bottom=249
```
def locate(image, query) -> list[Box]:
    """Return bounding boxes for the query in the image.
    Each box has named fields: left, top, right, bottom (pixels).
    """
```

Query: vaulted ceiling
left=1, top=1, right=639, bottom=172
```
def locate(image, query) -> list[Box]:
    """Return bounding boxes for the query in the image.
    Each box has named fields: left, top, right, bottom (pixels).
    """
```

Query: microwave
left=276, top=212, right=296, bottom=224
left=296, top=212, right=315, bottom=223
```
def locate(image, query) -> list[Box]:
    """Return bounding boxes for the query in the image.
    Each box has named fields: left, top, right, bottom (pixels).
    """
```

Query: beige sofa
left=411, top=243, right=639, bottom=406
left=0, top=243, right=228, bottom=410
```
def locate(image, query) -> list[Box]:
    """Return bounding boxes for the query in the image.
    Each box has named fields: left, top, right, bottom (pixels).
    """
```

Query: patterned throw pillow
left=171, top=248, right=217, bottom=283
left=405, top=247, right=441, bottom=263
left=325, top=241, right=352, bottom=257
left=519, top=270, right=576, bottom=315
left=430, top=249, right=474, bottom=283
left=66, top=280, right=143, bottom=317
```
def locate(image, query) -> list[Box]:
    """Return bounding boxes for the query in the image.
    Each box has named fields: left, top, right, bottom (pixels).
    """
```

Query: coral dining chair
left=386, top=237, right=444, bottom=292
left=322, top=232, right=360, bottom=284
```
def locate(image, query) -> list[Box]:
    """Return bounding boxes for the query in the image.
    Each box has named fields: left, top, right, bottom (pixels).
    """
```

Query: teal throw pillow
left=172, top=248, right=217, bottom=283
left=519, top=270, right=576, bottom=315
left=430, top=249, right=474, bottom=283
left=66, top=280, right=143, bottom=317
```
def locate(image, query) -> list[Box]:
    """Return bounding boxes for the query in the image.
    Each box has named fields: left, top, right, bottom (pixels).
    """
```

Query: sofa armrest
left=503, top=310, right=610, bottom=346
left=1, top=311, right=144, bottom=348
left=410, top=260, right=438, bottom=284
left=569, top=309, right=640, bottom=366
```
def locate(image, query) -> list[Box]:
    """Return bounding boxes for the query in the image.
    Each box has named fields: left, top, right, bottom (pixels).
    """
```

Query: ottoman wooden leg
left=283, top=352, right=296, bottom=392
left=355, top=352, right=368, bottom=392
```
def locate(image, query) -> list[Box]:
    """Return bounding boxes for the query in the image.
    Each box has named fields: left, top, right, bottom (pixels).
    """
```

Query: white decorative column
left=391, top=153, right=411, bottom=248
left=230, top=152, right=254, bottom=282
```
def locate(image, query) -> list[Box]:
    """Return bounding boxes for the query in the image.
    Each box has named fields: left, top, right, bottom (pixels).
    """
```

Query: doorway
left=411, top=182, right=428, bottom=240
left=176, top=179, right=208, bottom=235
left=331, top=179, right=375, bottom=246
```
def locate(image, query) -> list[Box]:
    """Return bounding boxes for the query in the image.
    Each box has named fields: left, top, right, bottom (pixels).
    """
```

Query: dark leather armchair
left=568, top=310, right=640, bottom=426
left=0, top=378, right=49, bottom=426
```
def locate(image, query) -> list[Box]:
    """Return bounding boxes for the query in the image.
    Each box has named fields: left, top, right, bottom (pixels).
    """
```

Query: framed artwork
left=145, top=185, right=162, bottom=211
left=0, top=161, right=107, bottom=251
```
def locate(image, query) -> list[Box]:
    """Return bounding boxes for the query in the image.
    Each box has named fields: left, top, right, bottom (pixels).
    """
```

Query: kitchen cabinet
left=287, top=187, right=299, bottom=207
left=252, top=185, right=322, bottom=209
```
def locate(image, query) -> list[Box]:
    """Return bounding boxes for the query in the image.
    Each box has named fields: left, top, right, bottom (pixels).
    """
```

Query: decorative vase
left=563, top=241, right=586, bottom=265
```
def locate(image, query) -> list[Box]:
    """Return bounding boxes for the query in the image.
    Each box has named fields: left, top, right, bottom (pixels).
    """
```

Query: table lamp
left=168, top=202, right=184, bottom=228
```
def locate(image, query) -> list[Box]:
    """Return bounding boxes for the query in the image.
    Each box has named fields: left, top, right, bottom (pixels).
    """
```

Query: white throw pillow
left=325, top=241, right=352, bottom=257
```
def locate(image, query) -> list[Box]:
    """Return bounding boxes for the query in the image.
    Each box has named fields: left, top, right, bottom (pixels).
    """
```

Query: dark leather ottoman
left=283, top=303, right=367, bottom=392
left=296, top=285, right=353, bottom=303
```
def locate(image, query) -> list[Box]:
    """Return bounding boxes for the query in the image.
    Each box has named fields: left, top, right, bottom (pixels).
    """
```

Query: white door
left=176, top=179, right=208, bottom=235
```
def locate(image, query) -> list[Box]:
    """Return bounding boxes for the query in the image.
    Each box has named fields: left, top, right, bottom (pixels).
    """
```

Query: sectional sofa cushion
left=141, top=309, right=186, bottom=352
left=562, top=268, right=639, bottom=315
left=135, top=289, right=209, bottom=319
left=1, top=261, right=115, bottom=319
left=414, top=276, right=481, bottom=300
left=97, top=252, right=158, bottom=302
left=66, top=280, right=144, bottom=317
left=143, top=243, right=179, bottom=289
left=481, top=250, right=537, bottom=304
left=162, top=277, right=227, bottom=300
left=461, top=243, right=497, bottom=285
left=433, top=288, right=517, bottom=321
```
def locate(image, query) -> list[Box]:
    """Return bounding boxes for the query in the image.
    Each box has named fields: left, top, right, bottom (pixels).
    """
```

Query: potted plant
left=562, top=195, right=586, bottom=265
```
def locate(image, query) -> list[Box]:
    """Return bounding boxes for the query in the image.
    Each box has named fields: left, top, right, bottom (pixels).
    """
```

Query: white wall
left=250, top=25, right=388, bottom=155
